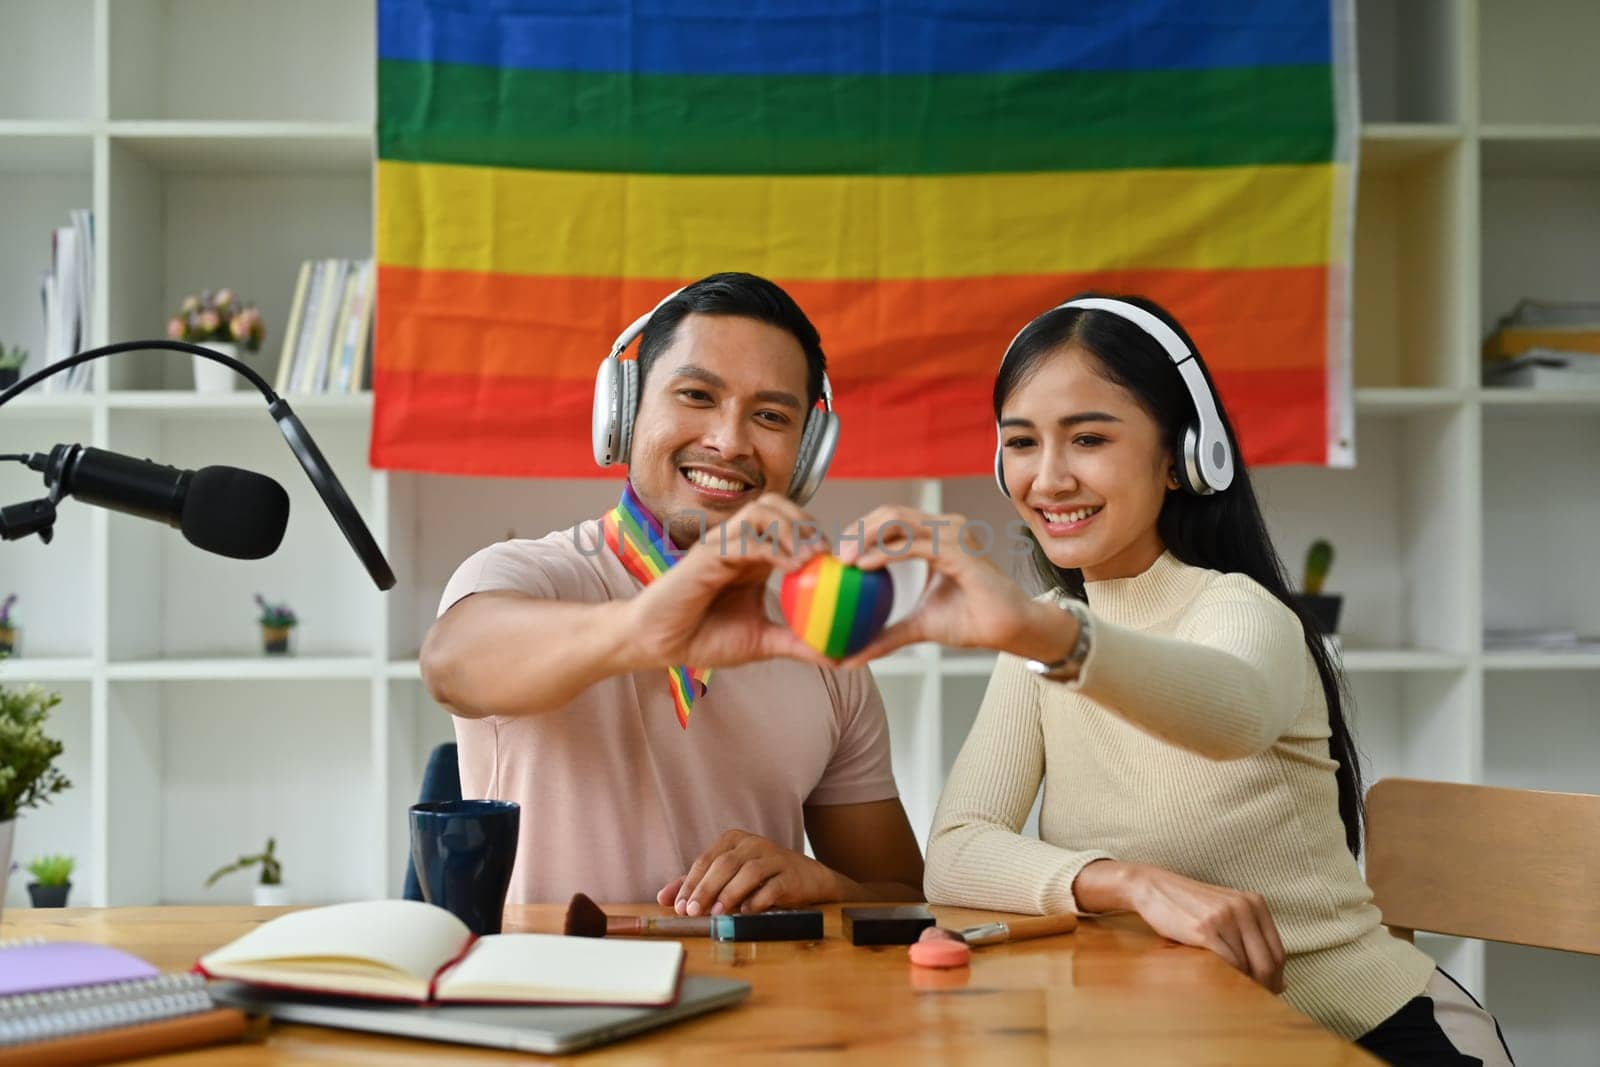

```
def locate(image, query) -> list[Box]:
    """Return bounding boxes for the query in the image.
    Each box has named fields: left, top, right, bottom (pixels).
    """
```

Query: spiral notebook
left=0, top=938, right=246, bottom=1062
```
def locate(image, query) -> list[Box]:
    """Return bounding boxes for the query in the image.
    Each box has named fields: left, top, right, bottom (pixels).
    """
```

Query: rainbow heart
left=780, top=555, right=895, bottom=659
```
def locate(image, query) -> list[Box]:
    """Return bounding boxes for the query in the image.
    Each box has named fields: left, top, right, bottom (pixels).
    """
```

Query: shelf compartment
left=1353, top=140, right=1471, bottom=388
left=103, top=410, right=381, bottom=662
left=1482, top=414, right=1600, bottom=644
left=106, top=0, right=374, bottom=123
left=0, top=0, right=97, bottom=121
left=105, top=678, right=375, bottom=905
left=1356, top=0, right=1463, bottom=124
left=1479, top=0, right=1600, bottom=126
left=102, top=139, right=372, bottom=391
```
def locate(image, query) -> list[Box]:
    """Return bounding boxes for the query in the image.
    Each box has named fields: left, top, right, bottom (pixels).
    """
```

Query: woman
left=839, top=295, right=1511, bottom=1065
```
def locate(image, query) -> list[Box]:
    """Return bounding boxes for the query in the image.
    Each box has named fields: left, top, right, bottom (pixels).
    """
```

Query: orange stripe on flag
left=376, top=265, right=1328, bottom=384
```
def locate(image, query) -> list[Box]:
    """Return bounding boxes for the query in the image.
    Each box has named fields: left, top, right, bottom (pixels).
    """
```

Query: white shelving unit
left=0, top=1, right=1595, bottom=1060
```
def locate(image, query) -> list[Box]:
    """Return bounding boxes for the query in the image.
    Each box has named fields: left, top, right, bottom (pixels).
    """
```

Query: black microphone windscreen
left=181, top=466, right=290, bottom=560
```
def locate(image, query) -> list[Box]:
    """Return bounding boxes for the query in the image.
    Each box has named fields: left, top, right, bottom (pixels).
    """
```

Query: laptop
left=209, top=975, right=752, bottom=1055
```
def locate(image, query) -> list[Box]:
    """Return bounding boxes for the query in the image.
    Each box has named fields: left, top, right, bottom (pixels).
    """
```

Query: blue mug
left=409, top=799, right=520, bottom=935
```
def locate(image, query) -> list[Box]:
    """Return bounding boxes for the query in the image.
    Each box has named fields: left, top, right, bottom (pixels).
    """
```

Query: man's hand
left=1075, top=860, right=1286, bottom=993
left=628, top=494, right=830, bottom=671
left=656, top=830, right=847, bottom=916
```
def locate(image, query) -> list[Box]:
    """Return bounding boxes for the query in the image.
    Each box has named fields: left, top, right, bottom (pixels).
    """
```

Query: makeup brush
left=563, top=893, right=712, bottom=938
left=925, top=912, right=1078, bottom=946
left=953, top=912, right=1078, bottom=945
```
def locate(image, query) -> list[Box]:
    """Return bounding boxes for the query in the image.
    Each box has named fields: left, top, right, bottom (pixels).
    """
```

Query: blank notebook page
left=438, top=935, right=685, bottom=1005
left=200, top=900, right=468, bottom=981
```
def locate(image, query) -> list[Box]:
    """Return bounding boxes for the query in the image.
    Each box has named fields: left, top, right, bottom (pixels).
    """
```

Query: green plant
left=25, top=853, right=73, bottom=887
left=0, top=681, right=71, bottom=821
left=205, top=836, right=282, bottom=887
left=1303, top=539, right=1335, bottom=596
left=254, top=594, right=297, bottom=629
left=0, top=343, right=26, bottom=371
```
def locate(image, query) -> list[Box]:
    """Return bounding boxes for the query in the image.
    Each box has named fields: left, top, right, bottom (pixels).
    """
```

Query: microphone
left=27, top=444, right=290, bottom=560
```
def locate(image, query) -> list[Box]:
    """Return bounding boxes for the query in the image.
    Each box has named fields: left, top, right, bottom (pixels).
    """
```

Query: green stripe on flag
left=378, top=61, right=1333, bottom=176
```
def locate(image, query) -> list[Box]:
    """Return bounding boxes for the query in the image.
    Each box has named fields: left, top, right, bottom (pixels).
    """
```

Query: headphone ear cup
left=993, top=442, right=1010, bottom=498
left=591, top=358, right=621, bottom=467
left=616, top=359, right=639, bottom=466
left=787, top=410, right=838, bottom=506
left=1177, top=423, right=1209, bottom=495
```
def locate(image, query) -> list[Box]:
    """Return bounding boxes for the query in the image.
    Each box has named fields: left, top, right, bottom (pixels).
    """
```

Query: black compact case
left=711, top=909, right=825, bottom=942
left=842, top=905, right=937, bottom=946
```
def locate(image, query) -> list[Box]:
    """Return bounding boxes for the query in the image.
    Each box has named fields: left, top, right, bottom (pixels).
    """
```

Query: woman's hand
left=1075, top=860, right=1286, bottom=993
left=835, top=506, right=1052, bottom=667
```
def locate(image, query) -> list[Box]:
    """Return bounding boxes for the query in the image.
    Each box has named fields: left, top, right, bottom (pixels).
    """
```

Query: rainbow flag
left=375, top=1, right=1356, bottom=478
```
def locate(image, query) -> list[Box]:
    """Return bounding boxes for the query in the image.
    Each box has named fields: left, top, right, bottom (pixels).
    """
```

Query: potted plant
left=0, top=681, right=71, bottom=922
left=0, top=594, right=16, bottom=655
left=167, top=289, right=265, bottom=394
left=255, top=594, right=297, bottom=655
left=204, top=836, right=290, bottom=906
left=25, top=853, right=74, bottom=907
left=1294, top=539, right=1342, bottom=636
left=0, top=342, right=26, bottom=388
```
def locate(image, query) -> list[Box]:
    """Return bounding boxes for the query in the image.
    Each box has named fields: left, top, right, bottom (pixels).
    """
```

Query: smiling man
left=421, top=273, right=924, bottom=913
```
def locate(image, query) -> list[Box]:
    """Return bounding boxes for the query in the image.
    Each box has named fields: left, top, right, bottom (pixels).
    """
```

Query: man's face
left=628, top=313, right=811, bottom=547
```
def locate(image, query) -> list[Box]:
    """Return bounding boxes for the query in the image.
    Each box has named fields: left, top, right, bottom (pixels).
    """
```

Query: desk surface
left=4, top=904, right=1376, bottom=1064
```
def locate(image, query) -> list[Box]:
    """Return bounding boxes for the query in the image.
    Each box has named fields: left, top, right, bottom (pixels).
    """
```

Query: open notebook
left=194, top=901, right=684, bottom=1007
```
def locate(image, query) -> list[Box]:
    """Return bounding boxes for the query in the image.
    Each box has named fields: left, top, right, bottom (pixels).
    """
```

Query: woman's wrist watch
left=1025, top=598, right=1093, bottom=681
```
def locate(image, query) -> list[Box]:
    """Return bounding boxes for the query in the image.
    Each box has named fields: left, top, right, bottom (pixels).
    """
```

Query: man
left=422, top=273, right=924, bottom=915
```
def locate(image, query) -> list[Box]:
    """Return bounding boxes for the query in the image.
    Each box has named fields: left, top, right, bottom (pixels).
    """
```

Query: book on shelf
left=1483, top=299, right=1600, bottom=362
left=36, top=210, right=94, bottom=394
left=0, top=938, right=246, bottom=1064
left=194, top=900, right=686, bottom=1007
left=1483, top=348, right=1600, bottom=389
left=274, top=256, right=374, bottom=395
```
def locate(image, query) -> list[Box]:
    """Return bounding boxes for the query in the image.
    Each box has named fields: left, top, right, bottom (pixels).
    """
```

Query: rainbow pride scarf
left=374, top=1, right=1358, bottom=478
left=601, top=483, right=709, bottom=730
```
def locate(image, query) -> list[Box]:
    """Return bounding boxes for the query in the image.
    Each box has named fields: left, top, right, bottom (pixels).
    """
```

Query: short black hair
left=636, top=272, right=826, bottom=409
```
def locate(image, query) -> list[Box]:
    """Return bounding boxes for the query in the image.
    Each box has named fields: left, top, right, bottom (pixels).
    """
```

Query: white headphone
left=993, top=296, right=1235, bottom=498
left=591, top=288, right=841, bottom=506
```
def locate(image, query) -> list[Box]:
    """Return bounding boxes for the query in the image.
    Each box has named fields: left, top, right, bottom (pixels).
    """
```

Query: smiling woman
left=832, top=294, right=1514, bottom=1063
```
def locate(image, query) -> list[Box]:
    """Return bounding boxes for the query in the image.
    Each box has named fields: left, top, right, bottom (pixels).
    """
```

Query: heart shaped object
left=780, top=555, right=895, bottom=659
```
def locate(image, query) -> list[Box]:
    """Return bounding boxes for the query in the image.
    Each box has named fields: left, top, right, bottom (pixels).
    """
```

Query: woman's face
left=998, top=344, right=1176, bottom=582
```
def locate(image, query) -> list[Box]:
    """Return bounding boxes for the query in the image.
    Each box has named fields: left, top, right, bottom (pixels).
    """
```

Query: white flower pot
left=252, top=883, right=291, bottom=907
left=193, top=342, right=239, bottom=393
left=0, top=819, right=13, bottom=923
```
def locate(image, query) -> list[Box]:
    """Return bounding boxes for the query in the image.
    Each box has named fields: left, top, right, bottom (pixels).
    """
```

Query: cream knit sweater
left=924, top=552, right=1435, bottom=1039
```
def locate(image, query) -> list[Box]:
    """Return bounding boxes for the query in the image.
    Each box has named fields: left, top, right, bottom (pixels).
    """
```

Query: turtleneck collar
left=1080, top=550, right=1209, bottom=629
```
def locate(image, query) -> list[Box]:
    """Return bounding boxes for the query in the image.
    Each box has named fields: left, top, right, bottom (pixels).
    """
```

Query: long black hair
left=994, top=294, right=1366, bottom=857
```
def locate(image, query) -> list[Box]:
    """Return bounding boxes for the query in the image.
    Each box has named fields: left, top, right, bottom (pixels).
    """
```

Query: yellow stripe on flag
left=378, top=160, right=1332, bottom=281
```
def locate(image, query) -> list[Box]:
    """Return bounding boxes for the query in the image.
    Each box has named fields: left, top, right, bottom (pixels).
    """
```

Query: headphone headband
left=994, top=295, right=1234, bottom=497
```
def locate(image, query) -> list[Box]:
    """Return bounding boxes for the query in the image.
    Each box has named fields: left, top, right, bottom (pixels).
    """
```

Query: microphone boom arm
left=0, top=341, right=396, bottom=591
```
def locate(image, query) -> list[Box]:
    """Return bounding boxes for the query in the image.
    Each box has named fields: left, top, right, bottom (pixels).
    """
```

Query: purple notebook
left=0, top=941, right=159, bottom=997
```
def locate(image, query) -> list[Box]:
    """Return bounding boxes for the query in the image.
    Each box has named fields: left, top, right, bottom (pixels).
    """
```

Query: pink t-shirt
left=437, top=519, right=900, bottom=905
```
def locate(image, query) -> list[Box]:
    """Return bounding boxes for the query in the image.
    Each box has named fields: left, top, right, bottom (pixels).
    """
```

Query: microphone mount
left=0, top=341, right=395, bottom=590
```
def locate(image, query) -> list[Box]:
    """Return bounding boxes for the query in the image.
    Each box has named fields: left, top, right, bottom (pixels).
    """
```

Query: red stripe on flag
left=372, top=365, right=1328, bottom=478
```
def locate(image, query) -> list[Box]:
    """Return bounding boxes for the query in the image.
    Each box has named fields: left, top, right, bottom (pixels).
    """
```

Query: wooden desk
left=4, top=904, right=1377, bottom=1064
